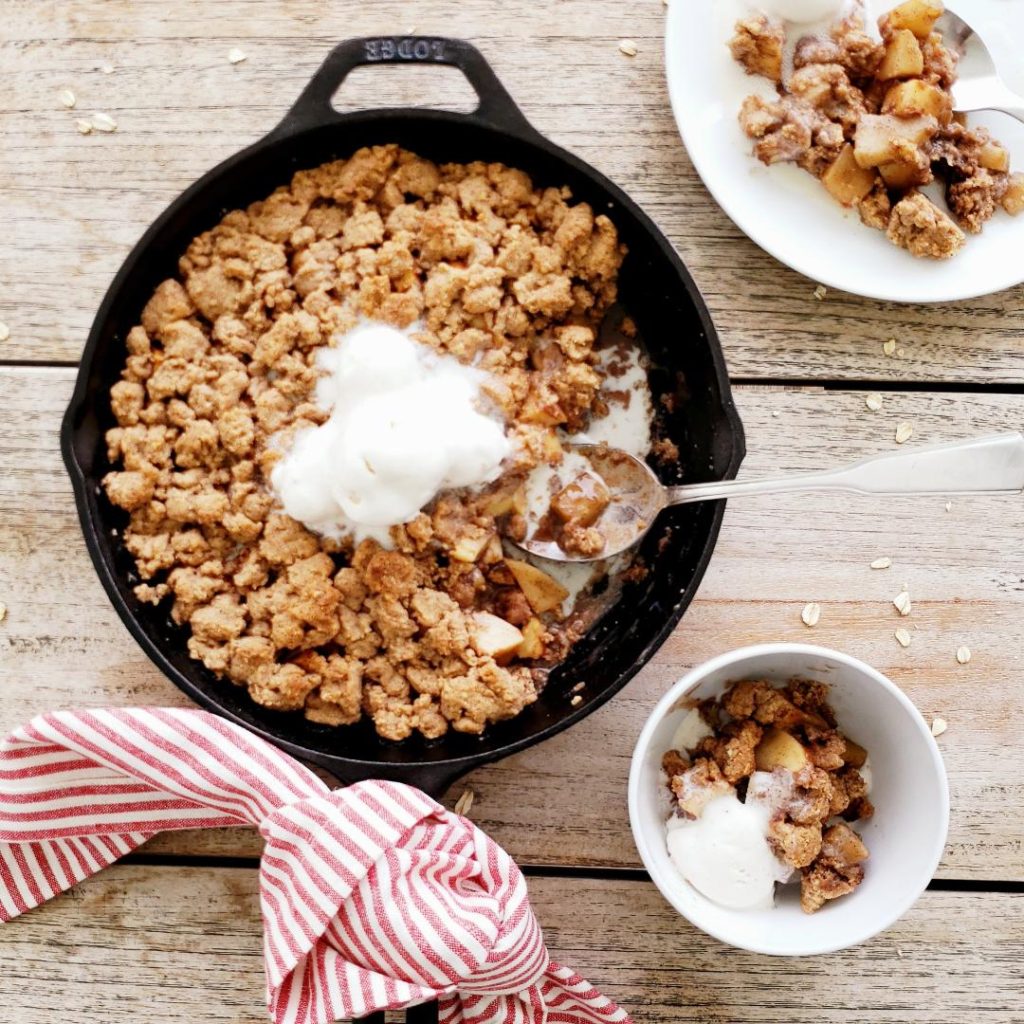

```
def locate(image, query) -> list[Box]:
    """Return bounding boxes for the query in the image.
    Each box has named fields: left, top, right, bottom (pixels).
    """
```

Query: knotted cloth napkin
left=0, top=708, right=631, bottom=1024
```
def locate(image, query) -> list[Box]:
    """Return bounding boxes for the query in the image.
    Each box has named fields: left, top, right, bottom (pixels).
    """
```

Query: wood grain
left=1, top=865, right=1021, bottom=1023
left=2, top=366, right=1021, bottom=876
left=2, top=0, right=1023, bottom=379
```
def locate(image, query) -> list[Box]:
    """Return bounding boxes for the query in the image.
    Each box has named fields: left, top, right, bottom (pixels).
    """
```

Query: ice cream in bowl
left=628, top=643, right=949, bottom=955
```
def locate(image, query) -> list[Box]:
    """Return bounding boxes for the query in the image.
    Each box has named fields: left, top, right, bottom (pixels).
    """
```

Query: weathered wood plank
left=1, top=366, right=1021, bottom=875
left=0, top=866, right=1021, bottom=1023
left=1, top=1, right=1023, bottom=377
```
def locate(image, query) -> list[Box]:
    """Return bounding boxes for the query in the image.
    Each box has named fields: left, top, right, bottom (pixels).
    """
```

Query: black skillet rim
left=60, top=36, right=746, bottom=796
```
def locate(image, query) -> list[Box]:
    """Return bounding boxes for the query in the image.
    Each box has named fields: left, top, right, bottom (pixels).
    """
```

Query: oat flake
left=883, top=338, right=897, bottom=357
left=895, top=421, right=913, bottom=444
left=801, top=602, right=821, bottom=627
left=865, top=393, right=882, bottom=412
left=100, top=63, right=114, bottom=74
left=931, top=717, right=948, bottom=737
left=59, top=88, right=76, bottom=109
left=894, top=627, right=911, bottom=648
left=228, top=47, right=247, bottom=64
left=893, top=591, right=911, bottom=616
left=91, top=112, right=118, bottom=132
left=571, top=694, right=583, bottom=706
left=871, top=557, right=892, bottom=569
left=813, top=285, right=827, bottom=300
left=0, top=322, right=9, bottom=343
left=619, top=39, right=638, bottom=57
left=956, top=645, right=971, bottom=665
left=75, top=119, right=93, bottom=135
left=945, top=501, right=952, bottom=512
left=0, top=602, right=6, bottom=623
left=453, top=789, right=475, bottom=816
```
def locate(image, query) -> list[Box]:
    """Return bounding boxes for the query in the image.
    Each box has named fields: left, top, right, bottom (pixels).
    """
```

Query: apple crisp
left=732, top=1, right=1022, bottom=258
left=103, top=143, right=638, bottom=741
left=663, top=679, right=872, bottom=913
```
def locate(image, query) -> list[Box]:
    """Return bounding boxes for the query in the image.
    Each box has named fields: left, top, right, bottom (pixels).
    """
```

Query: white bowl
left=664, top=0, right=1024, bottom=302
left=628, top=643, right=949, bottom=956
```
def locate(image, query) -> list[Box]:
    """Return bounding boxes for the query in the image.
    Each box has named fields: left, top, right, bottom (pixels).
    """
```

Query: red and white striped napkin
left=0, top=708, right=631, bottom=1024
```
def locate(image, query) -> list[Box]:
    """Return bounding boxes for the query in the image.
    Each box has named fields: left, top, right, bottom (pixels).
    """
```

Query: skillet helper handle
left=276, top=36, right=541, bottom=139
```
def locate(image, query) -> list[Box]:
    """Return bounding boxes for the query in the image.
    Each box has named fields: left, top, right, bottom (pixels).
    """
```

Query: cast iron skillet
left=61, top=36, right=745, bottom=799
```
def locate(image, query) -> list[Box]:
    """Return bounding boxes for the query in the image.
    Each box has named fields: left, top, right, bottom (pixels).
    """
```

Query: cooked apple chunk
left=822, top=145, right=878, bottom=206
left=505, top=559, right=569, bottom=614
left=516, top=617, right=546, bottom=659
left=1003, top=173, right=1024, bottom=216
left=878, top=29, right=925, bottom=80
left=755, top=727, right=811, bottom=772
left=841, top=735, right=869, bottom=769
left=882, top=79, right=952, bottom=123
left=853, top=113, right=935, bottom=168
left=979, top=142, right=1010, bottom=173
left=878, top=152, right=932, bottom=189
left=880, top=0, right=944, bottom=40
left=471, top=612, right=524, bottom=665
left=550, top=472, right=611, bottom=527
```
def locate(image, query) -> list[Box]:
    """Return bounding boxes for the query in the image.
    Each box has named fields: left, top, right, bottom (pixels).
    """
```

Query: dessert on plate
left=661, top=677, right=872, bottom=913
left=102, top=144, right=661, bottom=742
left=731, top=0, right=1023, bottom=258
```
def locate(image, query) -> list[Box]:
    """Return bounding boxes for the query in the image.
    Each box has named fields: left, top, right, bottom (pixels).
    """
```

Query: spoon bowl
left=514, top=432, right=1024, bottom=563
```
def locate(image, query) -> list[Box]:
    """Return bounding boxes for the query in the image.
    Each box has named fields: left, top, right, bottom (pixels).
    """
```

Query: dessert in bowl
left=629, top=644, right=949, bottom=955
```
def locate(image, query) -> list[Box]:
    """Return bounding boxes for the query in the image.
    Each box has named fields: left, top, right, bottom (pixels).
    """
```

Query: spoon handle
left=664, top=432, right=1024, bottom=505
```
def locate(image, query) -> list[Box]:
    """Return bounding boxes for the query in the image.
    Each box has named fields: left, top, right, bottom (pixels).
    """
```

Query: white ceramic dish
left=628, top=643, right=949, bottom=956
left=664, top=0, right=1024, bottom=302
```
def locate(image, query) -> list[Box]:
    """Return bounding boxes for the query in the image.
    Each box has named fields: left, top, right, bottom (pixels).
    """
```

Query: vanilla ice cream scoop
left=666, top=795, right=791, bottom=910
left=272, top=322, right=510, bottom=545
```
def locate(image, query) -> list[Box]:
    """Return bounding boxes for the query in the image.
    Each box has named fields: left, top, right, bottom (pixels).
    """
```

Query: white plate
left=664, top=0, right=1024, bottom=302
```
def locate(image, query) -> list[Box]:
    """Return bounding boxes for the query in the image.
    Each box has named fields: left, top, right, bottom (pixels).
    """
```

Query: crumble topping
left=103, top=144, right=636, bottom=741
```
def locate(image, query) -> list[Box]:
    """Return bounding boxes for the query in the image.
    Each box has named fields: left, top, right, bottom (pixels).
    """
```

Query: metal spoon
left=516, top=432, right=1024, bottom=563
left=938, top=7, right=1024, bottom=123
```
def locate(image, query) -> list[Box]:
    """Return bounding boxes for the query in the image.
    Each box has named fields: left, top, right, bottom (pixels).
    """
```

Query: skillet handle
left=300, top=750, right=474, bottom=802
left=274, top=36, right=542, bottom=141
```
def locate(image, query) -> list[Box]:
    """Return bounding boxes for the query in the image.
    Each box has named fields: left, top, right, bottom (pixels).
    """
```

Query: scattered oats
left=813, top=284, right=827, bottom=300
left=59, top=88, right=76, bottom=109
left=100, top=63, right=114, bottom=74
left=895, top=421, right=913, bottom=444
left=945, top=501, right=952, bottom=513
left=893, top=590, right=912, bottom=616
left=894, top=627, right=911, bottom=648
left=619, top=39, right=638, bottom=57
left=865, top=393, right=883, bottom=412
left=571, top=682, right=585, bottom=693
left=801, top=602, right=821, bottom=627
left=896, top=947, right=905, bottom=959
left=870, top=557, right=892, bottom=570
left=228, top=47, right=248, bottom=64
left=0, top=602, right=6, bottom=623
left=956, top=645, right=971, bottom=665
left=91, top=112, right=118, bottom=132
left=930, top=717, right=948, bottom=737
left=0, top=322, right=9, bottom=343
left=897, top=348, right=906, bottom=357
left=75, top=118, right=93, bottom=134
left=406, top=25, right=418, bottom=34
left=570, top=694, right=584, bottom=707
left=883, top=338, right=897, bottom=357
left=772, top=410, right=781, bottom=418
left=453, top=789, right=475, bottom=817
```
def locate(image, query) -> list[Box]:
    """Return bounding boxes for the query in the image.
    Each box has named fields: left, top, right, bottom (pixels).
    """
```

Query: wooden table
left=3, top=2, right=1023, bottom=1020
